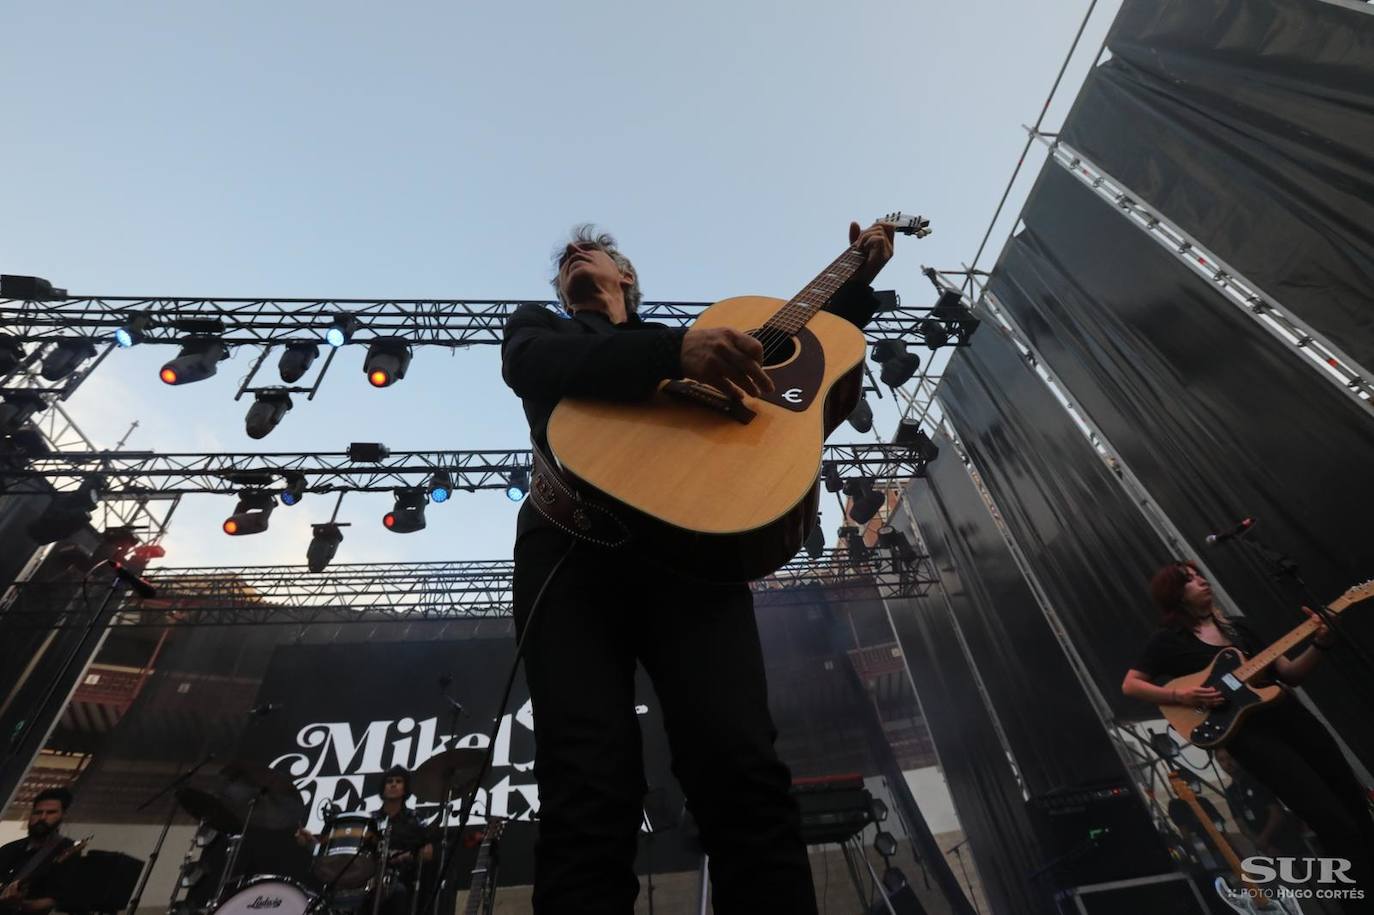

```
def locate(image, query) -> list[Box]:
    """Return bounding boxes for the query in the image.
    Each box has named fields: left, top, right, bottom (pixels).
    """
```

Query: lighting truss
left=0, top=547, right=938, bottom=629
left=0, top=297, right=951, bottom=347
left=1, top=443, right=931, bottom=497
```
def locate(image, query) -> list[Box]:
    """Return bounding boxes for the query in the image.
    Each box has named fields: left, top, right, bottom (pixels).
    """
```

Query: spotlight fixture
left=847, top=395, right=873, bottom=434
left=505, top=468, right=529, bottom=503
left=160, top=337, right=227, bottom=386
left=843, top=477, right=885, bottom=525
left=26, top=478, right=103, bottom=545
left=1, top=274, right=66, bottom=301
left=324, top=313, right=359, bottom=348
left=428, top=470, right=453, bottom=504
left=98, top=526, right=142, bottom=562
left=244, top=390, right=293, bottom=440
left=277, top=343, right=320, bottom=383
left=877, top=525, right=918, bottom=564
left=307, top=522, right=345, bottom=572
left=279, top=472, right=306, bottom=506
left=873, top=290, right=899, bottom=311
left=804, top=514, right=825, bottom=560
left=0, top=391, right=48, bottom=434
left=931, top=289, right=981, bottom=345
left=822, top=462, right=844, bottom=494
left=871, top=339, right=921, bottom=387
left=870, top=797, right=889, bottom=823
left=347, top=442, right=390, bottom=462
left=917, top=317, right=950, bottom=350
left=873, top=830, right=899, bottom=860
left=223, top=490, right=276, bottom=536
left=837, top=523, right=869, bottom=564
left=0, top=335, right=26, bottom=375
left=383, top=487, right=428, bottom=533
left=115, top=313, right=153, bottom=348
left=894, top=420, right=940, bottom=464
left=40, top=340, right=98, bottom=381
left=363, top=338, right=412, bottom=388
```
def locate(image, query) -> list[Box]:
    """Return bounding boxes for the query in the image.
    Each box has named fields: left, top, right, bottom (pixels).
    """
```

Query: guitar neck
left=462, top=825, right=503, bottom=915
left=759, top=247, right=867, bottom=337
left=1235, top=605, right=1341, bottom=681
left=1170, top=777, right=1265, bottom=899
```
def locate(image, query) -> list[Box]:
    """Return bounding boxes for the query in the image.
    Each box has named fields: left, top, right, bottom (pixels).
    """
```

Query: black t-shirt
left=0, top=835, right=75, bottom=903
left=1133, top=617, right=1263, bottom=681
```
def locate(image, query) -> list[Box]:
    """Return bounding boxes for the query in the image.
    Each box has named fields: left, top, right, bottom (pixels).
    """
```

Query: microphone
left=1205, top=517, right=1255, bottom=546
left=248, top=701, right=283, bottom=717
left=112, top=560, right=158, bottom=598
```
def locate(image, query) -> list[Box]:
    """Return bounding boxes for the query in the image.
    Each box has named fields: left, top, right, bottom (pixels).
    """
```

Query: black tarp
left=938, top=329, right=1176, bottom=720
left=1061, top=0, right=1374, bottom=368
left=988, top=162, right=1374, bottom=766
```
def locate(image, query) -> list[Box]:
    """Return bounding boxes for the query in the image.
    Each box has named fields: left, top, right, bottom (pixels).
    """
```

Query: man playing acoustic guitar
left=501, top=221, right=893, bottom=913
left=1123, top=561, right=1374, bottom=911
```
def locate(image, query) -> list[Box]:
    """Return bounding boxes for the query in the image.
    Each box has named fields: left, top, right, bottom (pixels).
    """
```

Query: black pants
left=512, top=526, right=817, bottom=914
left=1230, top=699, right=1374, bottom=913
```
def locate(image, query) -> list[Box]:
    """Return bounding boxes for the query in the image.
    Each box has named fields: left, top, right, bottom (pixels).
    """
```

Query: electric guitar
left=1160, top=581, right=1372, bottom=747
left=461, top=817, right=506, bottom=915
left=546, top=213, right=932, bottom=582
left=0, top=834, right=91, bottom=909
left=1166, top=773, right=1301, bottom=915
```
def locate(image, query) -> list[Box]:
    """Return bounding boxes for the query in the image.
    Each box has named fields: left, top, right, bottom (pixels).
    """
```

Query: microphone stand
left=125, top=752, right=215, bottom=915
left=1232, top=533, right=1374, bottom=679
left=421, top=691, right=467, bottom=915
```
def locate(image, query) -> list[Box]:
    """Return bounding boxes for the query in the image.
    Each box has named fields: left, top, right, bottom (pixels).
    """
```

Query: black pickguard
left=1189, top=648, right=1271, bottom=747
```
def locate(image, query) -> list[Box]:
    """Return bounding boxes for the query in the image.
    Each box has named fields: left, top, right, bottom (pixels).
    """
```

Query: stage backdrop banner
left=938, top=327, right=1176, bottom=720
left=237, top=639, right=693, bottom=886
left=1061, top=0, right=1374, bottom=367
left=989, top=162, right=1374, bottom=765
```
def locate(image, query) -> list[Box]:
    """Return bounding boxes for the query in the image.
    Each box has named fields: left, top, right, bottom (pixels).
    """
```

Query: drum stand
left=210, top=794, right=259, bottom=909
left=370, top=819, right=394, bottom=915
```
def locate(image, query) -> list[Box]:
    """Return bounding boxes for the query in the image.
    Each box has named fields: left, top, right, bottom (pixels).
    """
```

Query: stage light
left=115, top=313, right=153, bottom=348
left=917, top=318, right=949, bottom=349
left=873, top=290, right=899, bottom=311
left=223, top=490, right=276, bottom=536
left=307, top=522, right=345, bottom=572
left=244, top=390, right=293, bottom=439
left=40, top=340, right=97, bottom=381
left=1, top=275, right=67, bottom=301
left=160, top=338, right=227, bottom=386
left=870, top=797, right=889, bottom=822
left=0, top=392, right=47, bottom=434
left=894, top=420, right=940, bottom=464
left=878, top=524, right=918, bottom=564
left=279, top=472, right=306, bottom=506
left=0, top=336, right=26, bottom=375
left=837, top=523, right=869, bottom=565
left=844, top=478, right=885, bottom=525
left=278, top=343, right=319, bottom=383
left=347, top=442, right=390, bottom=462
left=384, top=487, right=428, bottom=533
left=931, top=289, right=981, bottom=344
left=874, top=830, right=899, bottom=860
left=871, top=339, right=920, bottom=387
left=822, top=462, right=844, bottom=493
left=26, top=478, right=103, bottom=545
left=324, top=314, right=359, bottom=348
left=847, top=395, right=873, bottom=434
left=505, top=468, right=529, bottom=502
left=428, top=470, right=453, bottom=504
left=99, top=526, right=142, bottom=562
left=804, top=514, right=825, bottom=560
left=363, top=339, right=412, bottom=388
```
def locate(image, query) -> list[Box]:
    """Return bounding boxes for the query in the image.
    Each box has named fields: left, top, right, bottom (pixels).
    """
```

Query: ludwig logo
left=247, top=896, right=283, bottom=909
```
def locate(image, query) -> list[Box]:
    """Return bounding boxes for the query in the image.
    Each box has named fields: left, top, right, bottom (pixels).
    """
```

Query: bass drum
left=211, top=875, right=314, bottom=915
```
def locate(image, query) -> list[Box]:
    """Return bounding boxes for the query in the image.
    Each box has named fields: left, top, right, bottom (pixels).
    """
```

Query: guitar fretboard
left=757, top=247, right=867, bottom=339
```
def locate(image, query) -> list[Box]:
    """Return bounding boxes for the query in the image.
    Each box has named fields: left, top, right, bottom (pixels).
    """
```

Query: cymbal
left=218, top=760, right=305, bottom=830
left=176, top=787, right=242, bottom=834
left=411, top=749, right=485, bottom=802
left=220, top=760, right=297, bottom=799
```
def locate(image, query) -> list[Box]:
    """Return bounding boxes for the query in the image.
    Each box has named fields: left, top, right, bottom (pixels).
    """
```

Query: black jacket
left=501, top=282, right=881, bottom=541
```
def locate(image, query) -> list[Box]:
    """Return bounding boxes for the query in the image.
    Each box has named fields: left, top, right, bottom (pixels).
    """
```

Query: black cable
left=421, top=537, right=577, bottom=915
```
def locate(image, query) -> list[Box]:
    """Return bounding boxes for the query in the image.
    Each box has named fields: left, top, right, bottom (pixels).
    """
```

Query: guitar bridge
left=663, top=380, right=757, bottom=424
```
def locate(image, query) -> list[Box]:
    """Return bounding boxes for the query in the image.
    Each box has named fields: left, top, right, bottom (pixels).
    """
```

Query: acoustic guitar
left=1161, top=581, right=1373, bottom=747
left=1165, top=772, right=1300, bottom=914
left=546, top=213, right=931, bottom=582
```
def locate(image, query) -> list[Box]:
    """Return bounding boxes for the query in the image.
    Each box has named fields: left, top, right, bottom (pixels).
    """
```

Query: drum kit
left=166, top=748, right=487, bottom=915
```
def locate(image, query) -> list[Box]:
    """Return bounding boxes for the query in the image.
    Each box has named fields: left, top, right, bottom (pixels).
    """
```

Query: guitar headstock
left=1330, top=579, right=1374, bottom=613
left=877, top=212, right=932, bottom=239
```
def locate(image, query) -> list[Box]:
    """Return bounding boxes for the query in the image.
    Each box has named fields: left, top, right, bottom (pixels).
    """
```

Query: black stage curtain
left=1061, top=0, right=1374, bottom=367
left=938, top=329, right=1175, bottom=721
left=989, top=163, right=1374, bottom=766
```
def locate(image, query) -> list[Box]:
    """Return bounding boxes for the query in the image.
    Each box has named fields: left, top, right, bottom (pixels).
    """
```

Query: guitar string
left=751, top=246, right=864, bottom=364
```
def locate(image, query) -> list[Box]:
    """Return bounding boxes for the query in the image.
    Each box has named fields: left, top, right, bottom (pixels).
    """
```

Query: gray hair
left=551, top=224, right=643, bottom=314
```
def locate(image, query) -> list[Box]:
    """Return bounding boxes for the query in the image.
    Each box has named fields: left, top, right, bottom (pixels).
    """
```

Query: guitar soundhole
left=749, top=330, right=798, bottom=369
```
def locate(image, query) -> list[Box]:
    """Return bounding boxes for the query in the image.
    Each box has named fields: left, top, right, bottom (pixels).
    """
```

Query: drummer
left=296, top=766, right=433, bottom=915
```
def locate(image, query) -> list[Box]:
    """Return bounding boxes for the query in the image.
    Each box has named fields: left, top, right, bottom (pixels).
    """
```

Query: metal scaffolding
left=0, top=547, right=939, bottom=629
left=0, top=442, right=932, bottom=497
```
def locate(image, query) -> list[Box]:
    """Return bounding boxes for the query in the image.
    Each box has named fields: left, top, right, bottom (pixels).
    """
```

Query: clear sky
left=1, top=1, right=1118, bottom=570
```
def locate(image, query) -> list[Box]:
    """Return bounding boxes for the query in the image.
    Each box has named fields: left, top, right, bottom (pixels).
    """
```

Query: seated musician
left=1122, top=561, right=1374, bottom=908
left=0, top=789, right=77, bottom=914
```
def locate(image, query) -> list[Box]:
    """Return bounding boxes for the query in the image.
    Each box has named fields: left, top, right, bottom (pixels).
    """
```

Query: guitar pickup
left=662, top=380, right=757, bottom=424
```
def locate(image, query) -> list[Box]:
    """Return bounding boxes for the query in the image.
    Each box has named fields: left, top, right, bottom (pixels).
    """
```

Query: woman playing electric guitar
left=1122, top=561, right=1374, bottom=914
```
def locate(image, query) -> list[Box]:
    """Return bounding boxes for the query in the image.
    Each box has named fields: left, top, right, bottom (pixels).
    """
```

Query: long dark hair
left=1150, top=560, right=1203, bottom=629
